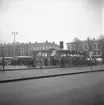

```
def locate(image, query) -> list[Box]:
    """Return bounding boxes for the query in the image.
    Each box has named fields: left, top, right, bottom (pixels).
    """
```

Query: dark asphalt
left=0, top=71, right=104, bottom=105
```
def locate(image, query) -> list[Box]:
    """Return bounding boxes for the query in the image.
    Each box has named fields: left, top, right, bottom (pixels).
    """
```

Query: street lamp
left=1, top=44, right=5, bottom=71
left=12, top=32, right=18, bottom=58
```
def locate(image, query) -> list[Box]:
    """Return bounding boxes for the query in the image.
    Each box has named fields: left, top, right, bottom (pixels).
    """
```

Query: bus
left=12, top=56, right=34, bottom=65
left=0, top=57, right=13, bottom=65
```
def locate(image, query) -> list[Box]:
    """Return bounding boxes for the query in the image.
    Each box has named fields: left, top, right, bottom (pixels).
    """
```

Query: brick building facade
left=66, top=39, right=102, bottom=57
left=0, top=41, right=60, bottom=57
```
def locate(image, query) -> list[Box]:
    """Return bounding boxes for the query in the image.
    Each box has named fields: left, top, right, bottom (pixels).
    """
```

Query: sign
left=51, top=50, right=56, bottom=56
left=37, top=52, right=42, bottom=57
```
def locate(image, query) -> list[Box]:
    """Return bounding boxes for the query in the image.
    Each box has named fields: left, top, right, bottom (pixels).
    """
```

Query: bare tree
left=99, top=35, right=104, bottom=63
left=87, top=37, right=93, bottom=52
left=73, top=37, right=83, bottom=52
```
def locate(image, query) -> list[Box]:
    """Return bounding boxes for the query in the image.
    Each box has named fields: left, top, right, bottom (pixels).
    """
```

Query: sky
left=0, top=0, right=103, bottom=49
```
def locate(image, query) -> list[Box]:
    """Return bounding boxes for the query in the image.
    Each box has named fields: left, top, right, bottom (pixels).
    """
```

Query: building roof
left=0, top=41, right=60, bottom=47
left=66, top=39, right=101, bottom=45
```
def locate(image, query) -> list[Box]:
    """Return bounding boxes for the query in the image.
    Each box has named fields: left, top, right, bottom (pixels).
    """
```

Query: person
left=31, top=59, right=34, bottom=67
left=33, top=58, right=36, bottom=67
left=60, top=56, right=64, bottom=68
left=40, top=58, right=43, bottom=68
left=27, top=60, right=30, bottom=67
left=44, top=58, right=48, bottom=66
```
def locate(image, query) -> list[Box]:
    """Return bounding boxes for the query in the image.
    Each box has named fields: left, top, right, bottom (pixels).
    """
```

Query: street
left=0, top=65, right=104, bottom=81
left=0, top=71, right=104, bottom=105
left=0, top=0, right=103, bottom=105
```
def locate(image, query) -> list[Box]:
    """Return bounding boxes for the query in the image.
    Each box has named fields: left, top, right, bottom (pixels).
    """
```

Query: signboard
left=37, top=52, right=42, bottom=57
left=51, top=50, right=56, bottom=56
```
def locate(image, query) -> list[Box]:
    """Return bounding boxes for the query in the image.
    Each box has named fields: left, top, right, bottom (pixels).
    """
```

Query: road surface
left=0, top=71, right=104, bottom=105
left=0, top=65, right=104, bottom=81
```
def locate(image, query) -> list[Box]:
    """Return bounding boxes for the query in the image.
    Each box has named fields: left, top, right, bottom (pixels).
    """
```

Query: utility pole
left=60, top=41, right=64, bottom=50
left=12, top=32, right=18, bottom=58
left=87, top=37, right=93, bottom=70
left=2, top=45, right=5, bottom=71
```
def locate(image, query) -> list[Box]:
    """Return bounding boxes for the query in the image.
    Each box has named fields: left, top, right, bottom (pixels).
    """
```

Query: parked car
left=72, top=57, right=97, bottom=66
left=95, top=58, right=102, bottom=64
left=86, top=58, right=97, bottom=65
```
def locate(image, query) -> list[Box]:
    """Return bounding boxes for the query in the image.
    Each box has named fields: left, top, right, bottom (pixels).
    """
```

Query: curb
left=0, top=69, right=104, bottom=83
left=0, top=66, right=60, bottom=71
left=0, top=65, right=93, bottom=71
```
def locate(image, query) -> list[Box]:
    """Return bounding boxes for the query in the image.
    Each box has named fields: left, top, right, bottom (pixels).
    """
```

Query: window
left=29, top=48, right=31, bottom=51
left=44, top=53, right=47, bottom=57
left=98, top=44, right=100, bottom=49
left=42, top=53, right=44, bottom=56
left=68, top=46, right=71, bottom=50
left=22, top=48, right=24, bottom=51
left=47, top=46, right=49, bottom=49
left=21, top=51, right=24, bottom=56
left=84, top=44, right=88, bottom=49
left=94, top=50, right=96, bottom=55
left=94, top=44, right=96, bottom=49
left=98, top=50, right=101, bottom=55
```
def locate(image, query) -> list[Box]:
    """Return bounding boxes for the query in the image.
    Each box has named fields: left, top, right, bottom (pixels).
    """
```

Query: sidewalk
left=0, top=65, right=60, bottom=71
left=0, top=64, right=102, bottom=71
left=0, top=65, right=104, bottom=83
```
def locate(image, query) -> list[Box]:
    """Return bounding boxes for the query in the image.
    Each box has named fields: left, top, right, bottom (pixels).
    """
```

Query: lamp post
left=1, top=44, right=5, bottom=71
left=12, top=32, right=18, bottom=58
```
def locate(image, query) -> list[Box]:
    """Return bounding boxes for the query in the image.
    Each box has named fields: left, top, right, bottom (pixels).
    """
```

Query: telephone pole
left=12, top=32, right=18, bottom=58
left=1, top=44, right=5, bottom=70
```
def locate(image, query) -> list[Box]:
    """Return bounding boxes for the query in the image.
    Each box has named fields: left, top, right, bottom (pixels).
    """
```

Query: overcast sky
left=0, top=0, right=103, bottom=49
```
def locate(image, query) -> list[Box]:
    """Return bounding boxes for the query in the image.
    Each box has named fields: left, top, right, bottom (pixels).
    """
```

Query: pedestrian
left=31, top=59, right=34, bottom=67
left=45, top=58, right=48, bottom=66
left=60, top=57, right=64, bottom=68
left=27, top=60, right=30, bottom=67
left=32, top=58, right=36, bottom=67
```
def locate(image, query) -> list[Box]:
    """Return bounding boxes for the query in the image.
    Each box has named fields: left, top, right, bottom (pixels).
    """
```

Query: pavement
left=0, top=65, right=104, bottom=83
left=0, top=65, right=60, bottom=71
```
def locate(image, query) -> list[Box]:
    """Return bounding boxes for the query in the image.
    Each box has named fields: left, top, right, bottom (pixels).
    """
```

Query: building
left=66, top=38, right=102, bottom=57
left=0, top=41, right=60, bottom=57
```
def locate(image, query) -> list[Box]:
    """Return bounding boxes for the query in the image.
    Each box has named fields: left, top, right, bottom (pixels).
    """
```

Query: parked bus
left=0, top=57, right=13, bottom=65
left=12, top=56, right=34, bottom=65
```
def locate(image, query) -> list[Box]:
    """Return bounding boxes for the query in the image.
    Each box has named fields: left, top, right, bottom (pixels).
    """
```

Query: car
left=95, top=58, right=102, bottom=64
left=86, top=58, right=97, bottom=65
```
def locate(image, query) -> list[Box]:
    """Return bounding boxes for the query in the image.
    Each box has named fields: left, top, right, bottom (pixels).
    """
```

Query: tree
left=73, top=37, right=83, bottom=52
left=87, top=37, right=93, bottom=52
left=99, top=35, right=104, bottom=63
